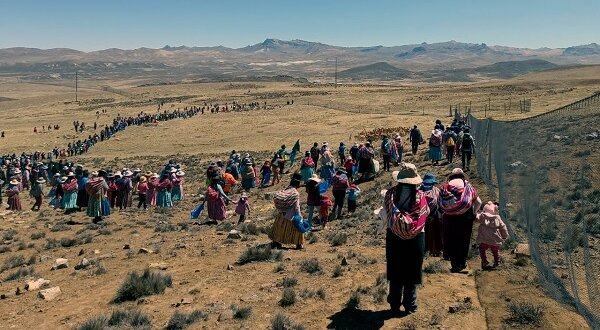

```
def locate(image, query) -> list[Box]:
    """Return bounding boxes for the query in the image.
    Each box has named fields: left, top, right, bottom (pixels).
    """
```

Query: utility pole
left=75, top=71, right=78, bottom=102
left=334, top=57, right=338, bottom=88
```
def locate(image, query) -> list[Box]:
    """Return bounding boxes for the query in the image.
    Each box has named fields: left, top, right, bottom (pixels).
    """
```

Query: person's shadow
left=326, top=307, right=405, bottom=329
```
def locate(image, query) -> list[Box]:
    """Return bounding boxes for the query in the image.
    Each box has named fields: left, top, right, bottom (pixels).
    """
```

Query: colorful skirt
left=269, top=213, right=304, bottom=245
left=157, top=190, right=172, bottom=208
left=261, top=172, right=272, bottom=187
left=171, top=186, right=182, bottom=202
left=87, top=197, right=111, bottom=217
left=301, top=167, right=314, bottom=183
left=8, top=195, right=22, bottom=211
left=429, top=146, right=442, bottom=161
left=62, top=191, right=78, bottom=209
left=207, top=197, right=227, bottom=221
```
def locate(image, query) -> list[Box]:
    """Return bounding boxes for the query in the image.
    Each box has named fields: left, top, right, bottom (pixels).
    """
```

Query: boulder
left=217, top=310, right=234, bottom=322
left=74, top=258, right=91, bottom=270
left=51, top=258, right=69, bottom=270
left=25, top=278, right=50, bottom=291
left=138, top=248, right=152, bottom=254
left=38, top=287, right=61, bottom=301
left=227, top=264, right=234, bottom=271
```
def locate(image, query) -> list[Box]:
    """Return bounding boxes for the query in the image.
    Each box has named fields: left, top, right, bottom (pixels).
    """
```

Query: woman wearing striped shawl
left=85, top=171, right=110, bottom=223
left=378, top=163, right=429, bottom=315
left=269, top=172, right=304, bottom=250
left=440, top=168, right=482, bottom=273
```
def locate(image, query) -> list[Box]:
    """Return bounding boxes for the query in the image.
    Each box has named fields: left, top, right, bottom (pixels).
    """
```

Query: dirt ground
left=0, top=68, right=598, bottom=329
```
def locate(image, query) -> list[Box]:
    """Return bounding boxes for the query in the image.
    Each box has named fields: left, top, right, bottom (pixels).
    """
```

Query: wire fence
left=469, top=93, right=600, bottom=329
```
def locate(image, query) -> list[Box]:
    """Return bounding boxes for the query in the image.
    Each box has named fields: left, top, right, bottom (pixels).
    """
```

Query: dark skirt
left=443, top=212, right=475, bottom=270
left=76, top=190, right=89, bottom=208
left=386, top=229, right=425, bottom=285
left=425, top=217, right=444, bottom=256
left=358, top=158, right=373, bottom=174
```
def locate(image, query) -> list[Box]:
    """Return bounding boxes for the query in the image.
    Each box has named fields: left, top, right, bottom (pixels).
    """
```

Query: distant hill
left=472, top=59, right=559, bottom=78
left=339, top=62, right=412, bottom=80
left=1, top=39, right=600, bottom=82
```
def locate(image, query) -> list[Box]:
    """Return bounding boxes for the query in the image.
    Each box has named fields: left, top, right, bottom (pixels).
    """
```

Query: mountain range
left=1, top=39, right=600, bottom=83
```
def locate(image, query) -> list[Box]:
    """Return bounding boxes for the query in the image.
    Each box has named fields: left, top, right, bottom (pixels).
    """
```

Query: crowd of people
left=1, top=110, right=509, bottom=318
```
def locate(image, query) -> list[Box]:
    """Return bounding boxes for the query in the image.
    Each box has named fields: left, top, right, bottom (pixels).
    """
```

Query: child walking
left=235, top=192, right=251, bottom=224
left=346, top=184, right=361, bottom=214
left=476, top=201, right=509, bottom=270
left=318, top=195, right=333, bottom=229
left=137, top=176, right=148, bottom=210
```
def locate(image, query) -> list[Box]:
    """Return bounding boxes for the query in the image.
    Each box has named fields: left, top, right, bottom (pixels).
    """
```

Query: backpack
left=445, top=135, right=455, bottom=147
left=430, top=135, right=442, bottom=147
left=462, top=134, right=473, bottom=150
left=381, top=140, right=391, bottom=155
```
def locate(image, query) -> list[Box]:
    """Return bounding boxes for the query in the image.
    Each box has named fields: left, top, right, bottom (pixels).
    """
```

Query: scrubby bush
left=237, top=245, right=283, bottom=265
left=346, top=291, right=361, bottom=309
left=279, top=288, right=296, bottom=307
left=50, top=222, right=71, bottom=232
left=30, top=232, right=46, bottom=240
left=506, top=302, right=544, bottom=326
left=113, top=268, right=172, bottom=303
left=238, top=222, right=259, bottom=235
left=231, top=304, right=252, bottom=320
left=166, top=310, right=208, bottom=330
left=4, top=266, right=35, bottom=281
left=327, top=232, right=348, bottom=246
left=270, top=313, right=305, bottom=330
left=1, top=255, right=26, bottom=271
left=332, top=265, right=344, bottom=278
left=73, top=309, right=151, bottom=330
left=281, top=276, right=298, bottom=288
left=299, top=258, right=322, bottom=274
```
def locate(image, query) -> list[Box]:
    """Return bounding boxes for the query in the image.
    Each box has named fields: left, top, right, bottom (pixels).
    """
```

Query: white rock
left=38, top=287, right=61, bottom=301
left=51, top=258, right=69, bottom=270
left=25, top=278, right=50, bottom=291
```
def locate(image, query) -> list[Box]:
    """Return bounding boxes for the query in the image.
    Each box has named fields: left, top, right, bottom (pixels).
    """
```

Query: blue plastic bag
left=292, top=213, right=312, bottom=233
left=190, top=202, right=205, bottom=220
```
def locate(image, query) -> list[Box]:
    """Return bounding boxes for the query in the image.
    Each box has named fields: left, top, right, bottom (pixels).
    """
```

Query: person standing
left=444, top=128, right=457, bottom=163
left=381, top=136, right=392, bottom=172
left=30, top=178, right=45, bottom=211
left=206, top=174, right=231, bottom=222
left=156, top=173, right=173, bottom=208
left=136, top=176, right=148, bottom=210
left=460, top=129, right=475, bottom=171
left=331, top=169, right=349, bottom=219
left=6, top=179, right=22, bottom=211
left=379, top=163, right=429, bottom=314
left=440, top=168, right=482, bottom=273
left=428, top=129, right=443, bottom=165
left=86, top=171, right=110, bottom=223
left=409, top=126, right=423, bottom=155
left=235, top=192, right=251, bottom=224
left=310, top=142, right=320, bottom=168
left=300, top=151, right=315, bottom=185
left=62, top=172, right=79, bottom=213
left=270, top=172, right=304, bottom=250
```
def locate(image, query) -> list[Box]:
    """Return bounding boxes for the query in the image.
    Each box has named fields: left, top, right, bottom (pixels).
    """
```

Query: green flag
left=289, top=139, right=301, bottom=166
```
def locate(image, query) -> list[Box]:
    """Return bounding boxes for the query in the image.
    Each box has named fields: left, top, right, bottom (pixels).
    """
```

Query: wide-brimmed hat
left=14, top=169, right=21, bottom=174
left=240, top=192, right=248, bottom=199
left=67, top=172, right=75, bottom=177
left=308, top=174, right=321, bottom=183
left=432, top=129, right=442, bottom=137
left=392, top=163, right=422, bottom=185
left=151, top=173, right=160, bottom=179
left=36, top=178, right=46, bottom=184
left=54, top=173, right=61, bottom=177
left=114, top=171, right=122, bottom=177
left=133, top=168, right=141, bottom=173
left=41, top=165, right=48, bottom=170
left=9, top=179, right=19, bottom=185
left=176, top=171, right=185, bottom=177
left=140, top=176, right=147, bottom=182
left=145, top=171, right=153, bottom=176
left=422, top=173, right=437, bottom=185
left=123, top=170, right=133, bottom=177
left=170, top=168, right=177, bottom=173
left=91, top=171, right=99, bottom=177
left=60, top=176, right=68, bottom=182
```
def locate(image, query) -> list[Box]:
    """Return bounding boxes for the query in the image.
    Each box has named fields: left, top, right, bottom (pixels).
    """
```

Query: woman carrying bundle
left=62, top=172, right=79, bottom=213
left=86, top=170, right=111, bottom=223
left=270, top=172, right=305, bottom=250
left=378, top=163, right=429, bottom=315
left=300, top=151, right=315, bottom=184
left=156, top=173, right=173, bottom=208
left=440, top=168, right=482, bottom=273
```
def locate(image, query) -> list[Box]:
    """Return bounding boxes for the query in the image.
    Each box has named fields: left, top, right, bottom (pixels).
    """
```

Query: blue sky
left=0, top=0, right=598, bottom=50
